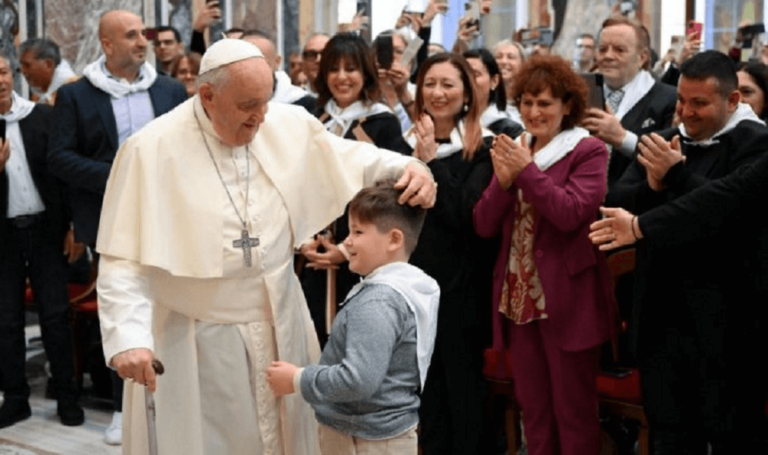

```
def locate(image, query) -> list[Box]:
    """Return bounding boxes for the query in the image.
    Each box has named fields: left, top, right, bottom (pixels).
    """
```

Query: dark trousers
left=0, top=216, right=77, bottom=402
left=419, top=330, right=485, bottom=455
left=639, top=323, right=768, bottom=454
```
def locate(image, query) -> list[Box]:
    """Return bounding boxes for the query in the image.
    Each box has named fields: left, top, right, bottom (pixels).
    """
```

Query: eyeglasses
left=301, top=50, right=322, bottom=61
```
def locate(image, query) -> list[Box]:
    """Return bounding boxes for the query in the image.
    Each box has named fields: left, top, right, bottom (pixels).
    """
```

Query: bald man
left=47, top=9, right=186, bottom=445
left=94, top=39, right=435, bottom=455
left=241, top=30, right=317, bottom=112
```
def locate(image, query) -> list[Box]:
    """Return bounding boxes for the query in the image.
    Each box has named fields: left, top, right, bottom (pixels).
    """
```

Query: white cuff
left=293, top=367, right=305, bottom=397
left=619, top=131, right=639, bottom=159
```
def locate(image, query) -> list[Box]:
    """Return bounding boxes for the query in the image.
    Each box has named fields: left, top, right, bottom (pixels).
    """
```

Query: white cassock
left=95, top=97, right=421, bottom=455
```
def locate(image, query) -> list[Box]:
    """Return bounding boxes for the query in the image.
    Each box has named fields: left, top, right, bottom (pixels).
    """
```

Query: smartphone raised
left=580, top=73, right=605, bottom=111
left=0, top=119, right=6, bottom=141
left=687, top=20, right=703, bottom=40
left=375, top=35, right=394, bottom=70
left=463, top=1, right=481, bottom=31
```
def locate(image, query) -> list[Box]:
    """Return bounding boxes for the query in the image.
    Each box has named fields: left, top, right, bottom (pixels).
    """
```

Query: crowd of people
left=0, top=2, right=766, bottom=455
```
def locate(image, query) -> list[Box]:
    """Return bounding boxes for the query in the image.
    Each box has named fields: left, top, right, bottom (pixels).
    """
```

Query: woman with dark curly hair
left=299, top=32, right=410, bottom=347
left=473, top=55, right=616, bottom=455
left=737, top=61, right=768, bottom=120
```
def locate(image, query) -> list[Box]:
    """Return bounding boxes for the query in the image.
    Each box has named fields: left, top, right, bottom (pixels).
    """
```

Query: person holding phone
left=299, top=33, right=411, bottom=347
left=404, top=52, right=494, bottom=455
left=0, top=53, right=85, bottom=431
left=473, top=55, right=615, bottom=455
left=584, top=16, right=676, bottom=188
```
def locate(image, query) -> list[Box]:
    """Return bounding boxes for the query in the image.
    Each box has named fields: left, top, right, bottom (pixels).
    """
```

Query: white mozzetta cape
left=96, top=97, right=418, bottom=455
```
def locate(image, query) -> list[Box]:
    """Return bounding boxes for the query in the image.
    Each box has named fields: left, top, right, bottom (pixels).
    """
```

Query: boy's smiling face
left=344, top=215, right=396, bottom=276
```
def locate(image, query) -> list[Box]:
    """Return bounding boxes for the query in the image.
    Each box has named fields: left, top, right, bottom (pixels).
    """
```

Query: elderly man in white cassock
left=95, top=39, right=436, bottom=455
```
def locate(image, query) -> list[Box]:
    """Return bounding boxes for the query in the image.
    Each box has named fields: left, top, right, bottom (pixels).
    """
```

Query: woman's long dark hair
left=463, top=48, right=507, bottom=112
left=315, top=33, right=381, bottom=108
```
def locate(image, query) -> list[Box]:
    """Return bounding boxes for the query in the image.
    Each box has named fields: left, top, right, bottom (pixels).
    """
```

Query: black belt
left=8, top=213, right=43, bottom=229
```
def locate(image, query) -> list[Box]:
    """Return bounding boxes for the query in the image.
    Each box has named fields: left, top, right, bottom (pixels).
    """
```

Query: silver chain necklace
left=194, top=108, right=260, bottom=267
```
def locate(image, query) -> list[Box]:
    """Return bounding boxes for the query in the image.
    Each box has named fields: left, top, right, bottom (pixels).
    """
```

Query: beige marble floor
left=0, top=325, right=121, bottom=455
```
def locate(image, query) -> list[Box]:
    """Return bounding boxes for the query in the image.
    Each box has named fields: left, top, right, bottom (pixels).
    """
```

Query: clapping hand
left=589, top=207, right=639, bottom=251
left=301, top=233, right=346, bottom=269
left=490, top=133, right=533, bottom=190
left=413, top=114, right=438, bottom=163
left=637, top=133, right=684, bottom=191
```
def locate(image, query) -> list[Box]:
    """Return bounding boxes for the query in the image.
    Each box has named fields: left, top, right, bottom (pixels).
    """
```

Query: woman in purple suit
left=473, top=55, right=616, bottom=455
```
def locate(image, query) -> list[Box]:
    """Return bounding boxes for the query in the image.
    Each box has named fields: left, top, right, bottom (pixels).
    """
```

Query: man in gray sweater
left=268, top=181, right=440, bottom=454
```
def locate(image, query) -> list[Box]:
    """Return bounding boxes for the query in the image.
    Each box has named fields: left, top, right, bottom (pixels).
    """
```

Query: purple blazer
left=474, top=136, right=616, bottom=353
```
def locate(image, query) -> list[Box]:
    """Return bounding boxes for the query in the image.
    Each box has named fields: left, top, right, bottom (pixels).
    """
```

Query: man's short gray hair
left=197, top=64, right=232, bottom=91
left=19, top=38, right=62, bottom=66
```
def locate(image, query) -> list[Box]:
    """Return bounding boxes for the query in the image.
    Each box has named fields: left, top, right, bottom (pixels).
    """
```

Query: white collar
left=605, top=70, right=655, bottom=120
left=323, top=100, right=391, bottom=137
left=520, top=127, right=592, bottom=171
left=0, top=92, right=36, bottom=123
left=32, top=60, right=76, bottom=103
left=679, top=103, right=765, bottom=147
left=272, top=70, right=311, bottom=104
left=342, top=261, right=440, bottom=390
left=82, top=55, right=157, bottom=99
left=480, top=104, right=511, bottom=132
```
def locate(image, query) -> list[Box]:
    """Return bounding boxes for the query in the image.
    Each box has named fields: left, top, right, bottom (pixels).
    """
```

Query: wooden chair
left=598, top=248, right=650, bottom=455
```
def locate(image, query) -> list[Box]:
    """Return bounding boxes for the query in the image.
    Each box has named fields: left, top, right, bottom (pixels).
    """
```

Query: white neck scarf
left=679, top=103, right=765, bottom=147
left=606, top=70, right=655, bottom=120
left=343, top=262, right=440, bottom=390
left=480, top=104, right=511, bottom=131
left=0, top=92, right=36, bottom=123
left=520, top=127, right=592, bottom=171
left=323, top=99, right=391, bottom=137
left=272, top=70, right=311, bottom=105
left=82, top=55, right=157, bottom=99
left=31, top=60, right=76, bottom=103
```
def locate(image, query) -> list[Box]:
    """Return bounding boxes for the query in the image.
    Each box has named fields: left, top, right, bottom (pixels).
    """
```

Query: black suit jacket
left=606, top=120, right=768, bottom=357
left=608, top=81, right=677, bottom=187
left=1, top=104, right=69, bottom=242
left=48, top=75, right=187, bottom=243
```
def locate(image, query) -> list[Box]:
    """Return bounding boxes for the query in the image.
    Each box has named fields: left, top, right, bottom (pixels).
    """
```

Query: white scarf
left=607, top=70, right=656, bottom=120
left=342, top=262, right=440, bottom=390
left=323, top=100, right=391, bottom=137
left=82, top=55, right=157, bottom=99
left=31, top=60, right=76, bottom=104
left=481, top=104, right=511, bottom=133
left=272, top=70, right=311, bottom=105
left=519, top=127, right=592, bottom=171
left=679, top=103, right=765, bottom=147
left=0, top=92, right=36, bottom=123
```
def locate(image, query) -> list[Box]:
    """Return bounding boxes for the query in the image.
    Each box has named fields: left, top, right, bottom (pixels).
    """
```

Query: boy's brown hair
left=348, top=180, right=426, bottom=255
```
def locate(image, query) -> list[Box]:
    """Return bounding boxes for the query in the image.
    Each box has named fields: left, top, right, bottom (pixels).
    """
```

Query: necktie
left=606, top=88, right=625, bottom=113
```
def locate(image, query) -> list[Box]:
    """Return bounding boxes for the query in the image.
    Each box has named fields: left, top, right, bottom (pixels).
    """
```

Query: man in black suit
left=0, top=54, right=84, bottom=429
left=47, top=9, right=186, bottom=445
left=583, top=15, right=677, bottom=188
left=603, top=51, right=768, bottom=454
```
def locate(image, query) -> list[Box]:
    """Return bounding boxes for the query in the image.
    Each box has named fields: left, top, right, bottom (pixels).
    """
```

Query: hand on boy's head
left=266, top=361, right=298, bottom=397
left=394, top=162, right=437, bottom=208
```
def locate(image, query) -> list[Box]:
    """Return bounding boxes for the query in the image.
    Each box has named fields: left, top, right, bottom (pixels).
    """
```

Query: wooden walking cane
left=146, top=359, right=165, bottom=455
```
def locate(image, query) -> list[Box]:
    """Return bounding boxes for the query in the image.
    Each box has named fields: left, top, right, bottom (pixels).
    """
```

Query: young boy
left=267, top=180, right=440, bottom=454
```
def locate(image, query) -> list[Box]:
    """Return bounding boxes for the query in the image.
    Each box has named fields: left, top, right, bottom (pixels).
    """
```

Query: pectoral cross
left=233, top=229, right=260, bottom=267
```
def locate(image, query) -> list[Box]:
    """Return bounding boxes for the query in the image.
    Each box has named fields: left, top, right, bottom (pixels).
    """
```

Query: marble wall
left=45, top=0, right=144, bottom=73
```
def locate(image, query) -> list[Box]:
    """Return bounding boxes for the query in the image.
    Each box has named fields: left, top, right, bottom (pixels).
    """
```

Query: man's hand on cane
left=112, top=348, right=159, bottom=392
